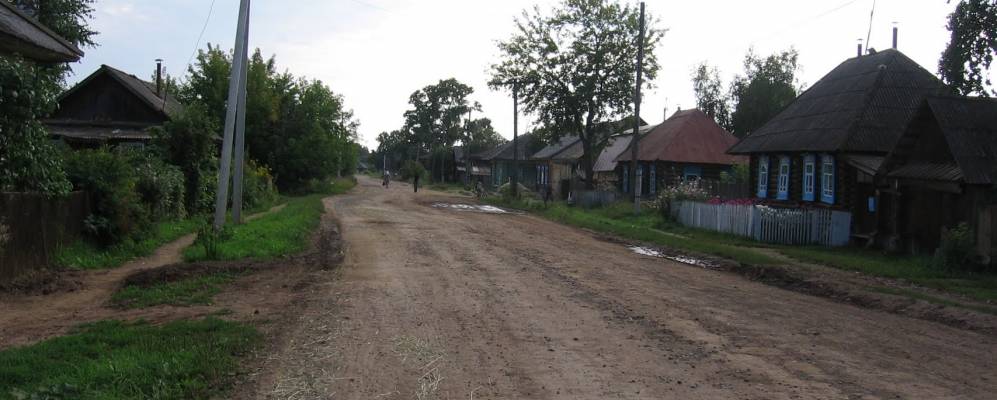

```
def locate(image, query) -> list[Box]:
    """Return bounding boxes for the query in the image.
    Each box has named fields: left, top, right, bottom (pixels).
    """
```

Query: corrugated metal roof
left=728, top=49, right=947, bottom=155
left=0, top=1, right=82, bottom=62
left=887, top=162, right=964, bottom=182
left=617, top=109, right=746, bottom=165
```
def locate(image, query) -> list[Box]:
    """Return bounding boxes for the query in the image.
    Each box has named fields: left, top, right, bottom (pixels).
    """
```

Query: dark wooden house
left=45, top=64, right=183, bottom=148
left=480, top=133, right=542, bottom=189
left=530, top=136, right=585, bottom=199
left=881, top=96, right=997, bottom=262
left=617, top=109, right=745, bottom=197
left=727, top=49, right=947, bottom=239
left=593, top=124, right=657, bottom=189
left=0, top=0, right=82, bottom=63
left=453, top=146, right=492, bottom=185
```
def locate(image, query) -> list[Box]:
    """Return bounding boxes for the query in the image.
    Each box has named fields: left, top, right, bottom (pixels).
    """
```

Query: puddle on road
left=432, top=203, right=515, bottom=214
left=627, top=245, right=714, bottom=269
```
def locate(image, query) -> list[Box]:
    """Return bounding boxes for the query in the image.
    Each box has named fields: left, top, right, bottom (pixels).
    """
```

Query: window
left=622, top=165, right=629, bottom=193
left=649, top=165, right=657, bottom=195
left=757, top=156, right=769, bottom=198
left=820, top=154, right=835, bottom=204
left=777, top=156, right=790, bottom=200
left=683, top=166, right=702, bottom=181
left=802, top=155, right=815, bottom=201
left=636, top=165, right=644, bottom=196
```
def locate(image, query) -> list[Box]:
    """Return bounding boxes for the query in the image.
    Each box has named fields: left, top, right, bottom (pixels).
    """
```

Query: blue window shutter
left=649, top=165, right=657, bottom=195
left=777, top=156, right=791, bottom=200
left=820, top=154, right=835, bottom=204
left=757, top=156, right=769, bottom=198
left=802, top=154, right=816, bottom=202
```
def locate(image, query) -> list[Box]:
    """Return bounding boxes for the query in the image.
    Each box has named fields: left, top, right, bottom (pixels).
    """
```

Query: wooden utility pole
left=212, top=0, right=251, bottom=230
left=231, top=8, right=251, bottom=224
left=491, top=79, right=535, bottom=198
left=630, top=2, right=646, bottom=214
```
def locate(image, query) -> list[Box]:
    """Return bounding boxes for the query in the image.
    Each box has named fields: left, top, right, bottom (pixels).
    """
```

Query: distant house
left=480, top=133, right=542, bottom=189
left=593, top=124, right=658, bottom=188
left=0, top=0, right=83, bottom=63
left=45, top=64, right=183, bottom=148
left=881, top=96, right=997, bottom=262
left=453, top=146, right=492, bottom=185
left=531, top=136, right=583, bottom=199
left=727, top=49, right=947, bottom=239
left=616, top=109, right=745, bottom=197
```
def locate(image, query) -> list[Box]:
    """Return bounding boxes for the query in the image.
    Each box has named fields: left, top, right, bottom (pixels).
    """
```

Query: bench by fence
left=0, top=192, right=90, bottom=282
left=672, top=200, right=852, bottom=247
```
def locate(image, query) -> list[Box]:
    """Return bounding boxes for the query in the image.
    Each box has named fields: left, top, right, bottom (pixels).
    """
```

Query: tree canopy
left=490, top=0, right=663, bottom=189
left=940, top=0, right=997, bottom=96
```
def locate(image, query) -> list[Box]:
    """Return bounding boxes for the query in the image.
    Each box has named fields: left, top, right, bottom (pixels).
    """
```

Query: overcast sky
left=69, top=0, right=959, bottom=149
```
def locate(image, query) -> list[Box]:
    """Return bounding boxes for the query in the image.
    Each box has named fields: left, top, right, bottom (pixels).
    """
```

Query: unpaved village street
left=251, top=176, right=997, bottom=399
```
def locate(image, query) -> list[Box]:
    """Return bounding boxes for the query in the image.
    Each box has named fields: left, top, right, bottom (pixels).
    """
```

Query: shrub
left=399, top=160, right=427, bottom=182
left=933, top=222, right=976, bottom=271
left=127, top=151, right=186, bottom=220
left=655, top=180, right=712, bottom=219
left=150, top=103, right=219, bottom=214
left=193, top=223, right=232, bottom=261
left=64, top=148, right=143, bottom=247
left=241, top=159, right=279, bottom=210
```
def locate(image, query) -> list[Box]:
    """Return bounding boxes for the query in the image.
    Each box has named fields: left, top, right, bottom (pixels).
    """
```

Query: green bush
left=241, top=159, right=279, bottom=210
left=151, top=103, right=220, bottom=214
left=64, top=148, right=144, bottom=247
left=934, top=222, right=977, bottom=271
left=399, top=160, right=427, bottom=182
left=127, top=151, right=186, bottom=220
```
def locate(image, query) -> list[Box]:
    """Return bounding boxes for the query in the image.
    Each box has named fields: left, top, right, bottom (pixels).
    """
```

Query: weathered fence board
left=672, top=200, right=851, bottom=247
left=0, top=192, right=90, bottom=282
left=700, top=180, right=752, bottom=201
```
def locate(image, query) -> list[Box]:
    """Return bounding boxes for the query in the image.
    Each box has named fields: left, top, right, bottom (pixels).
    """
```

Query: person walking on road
left=413, top=173, right=420, bottom=193
left=382, top=171, right=390, bottom=188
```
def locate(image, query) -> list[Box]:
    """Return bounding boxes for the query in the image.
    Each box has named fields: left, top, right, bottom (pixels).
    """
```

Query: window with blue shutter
left=802, top=154, right=816, bottom=201
left=820, top=154, right=835, bottom=204
left=756, top=156, right=769, bottom=198
left=777, top=156, right=790, bottom=200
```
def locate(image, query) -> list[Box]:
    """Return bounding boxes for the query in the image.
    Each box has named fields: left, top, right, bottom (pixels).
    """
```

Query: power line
left=865, top=0, right=877, bottom=51
left=750, top=0, right=864, bottom=45
left=186, top=0, right=218, bottom=70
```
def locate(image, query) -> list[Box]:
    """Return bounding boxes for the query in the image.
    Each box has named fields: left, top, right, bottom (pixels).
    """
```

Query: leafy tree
left=692, top=63, right=733, bottom=131
left=403, top=78, right=474, bottom=182
left=490, top=0, right=663, bottom=189
left=178, top=44, right=231, bottom=125
left=940, top=0, right=997, bottom=96
left=150, top=103, right=219, bottom=213
left=465, top=118, right=506, bottom=154
left=729, top=48, right=801, bottom=137
left=0, top=0, right=97, bottom=195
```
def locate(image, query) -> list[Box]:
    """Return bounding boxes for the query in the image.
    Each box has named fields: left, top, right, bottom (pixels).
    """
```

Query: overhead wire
left=185, top=0, right=218, bottom=71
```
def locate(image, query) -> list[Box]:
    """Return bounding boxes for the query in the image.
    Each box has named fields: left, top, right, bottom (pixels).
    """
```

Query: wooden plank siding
left=747, top=153, right=854, bottom=210
left=616, top=161, right=734, bottom=197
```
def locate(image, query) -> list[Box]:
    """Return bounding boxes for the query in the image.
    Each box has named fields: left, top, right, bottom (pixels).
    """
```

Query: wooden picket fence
left=672, top=200, right=852, bottom=247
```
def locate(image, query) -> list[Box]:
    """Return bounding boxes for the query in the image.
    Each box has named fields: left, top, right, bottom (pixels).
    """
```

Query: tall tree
left=403, top=78, right=474, bottom=181
left=692, top=63, right=733, bottom=131
left=940, top=0, right=997, bottom=96
left=490, top=0, right=663, bottom=189
left=729, top=48, right=801, bottom=137
left=464, top=118, right=507, bottom=154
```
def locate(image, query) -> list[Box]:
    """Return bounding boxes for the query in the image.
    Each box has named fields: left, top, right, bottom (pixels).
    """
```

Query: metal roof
left=728, top=49, right=947, bottom=155
left=0, top=1, right=82, bottom=62
left=618, top=109, right=746, bottom=165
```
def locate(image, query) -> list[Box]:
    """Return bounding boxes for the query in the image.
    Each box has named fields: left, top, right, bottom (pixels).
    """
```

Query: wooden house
left=593, top=124, right=657, bottom=189
left=880, top=96, right=997, bottom=262
left=531, top=136, right=583, bottom=199
left=0, top=0, right=82, bottom=63
left=617, top=109, right=745, bottom=197
left=480, top=133, right=542, bottom=189
left=45, top=64, right=183, bottom=148
left=727, top=49, right=947, bottom=240
left=453, top=146, right=492, bottom=185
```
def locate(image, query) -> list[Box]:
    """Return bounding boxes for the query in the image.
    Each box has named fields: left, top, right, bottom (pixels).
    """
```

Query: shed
left=0, top=1, right=82, bottom=62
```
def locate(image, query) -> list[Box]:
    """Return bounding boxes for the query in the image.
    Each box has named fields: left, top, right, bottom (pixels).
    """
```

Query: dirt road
left=252, top=176, right=997, bottom=399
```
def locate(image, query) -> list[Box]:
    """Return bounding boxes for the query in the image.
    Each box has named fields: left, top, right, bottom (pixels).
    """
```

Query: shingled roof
left=593, top=124, right=658, bottom=172
left=728, top=49, right=947, bottom=155
left=0, top=1, right=82, bottom=62
left=480, top=133, right=541, bottom=161
left=66, top=65, right=184, bottom=118
left=618, top=109, right=745, bottom=165
left=531, top=136, right=581, bottom=160
left=886, top=96, right=997, bottom=185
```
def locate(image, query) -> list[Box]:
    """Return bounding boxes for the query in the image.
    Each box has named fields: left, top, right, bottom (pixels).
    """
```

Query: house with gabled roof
left=480, top=132, right=543, bottom=189
left=617, top=109, right=745, bottom=197
left=880, top=96, right=997, bottom=262
left=0, top=0, right=83, bottom=63
left=592, top=124, right=657, bottom=189
left=45, top=64, right=183, bottom=148
left=531, top=135, right=583, bottom=199
left=727, top=49, right=948, bottom=239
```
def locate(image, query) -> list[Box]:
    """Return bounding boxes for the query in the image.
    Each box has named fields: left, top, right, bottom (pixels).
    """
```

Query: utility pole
left=212, top=0, right=251, bottom=230
left=231, top=8, right=251, bottom=224
left=630, top=2, right=646, bottom=214
left=491, top=79, right=536, bottom=198
left=464, top=105, right=474, bottom=186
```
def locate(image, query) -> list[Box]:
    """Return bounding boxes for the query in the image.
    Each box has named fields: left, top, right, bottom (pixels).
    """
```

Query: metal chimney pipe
left=857, top=39, right=863, bottom=57
left=892, top=25, right=898, bottom=49
left=155, top=59, right=163, bottom=96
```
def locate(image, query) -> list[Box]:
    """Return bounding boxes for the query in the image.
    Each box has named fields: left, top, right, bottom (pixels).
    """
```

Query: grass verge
left=112, top=272, right=240, bottom=309
left=183, top=178, right=355, bottom=262
left=54, top=219, right=202, bottom=270
left=0, top=318, right=258, bottom=399
left=483, top=197, right=782, bottom=266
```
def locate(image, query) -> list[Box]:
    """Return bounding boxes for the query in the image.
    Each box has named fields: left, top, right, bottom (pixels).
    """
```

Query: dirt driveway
left=249, top=176, right=997, bottom=399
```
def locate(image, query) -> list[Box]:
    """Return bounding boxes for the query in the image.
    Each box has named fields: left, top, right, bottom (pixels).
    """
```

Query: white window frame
left=821, top=154, right=835, bottom=204
left=757, top=156, right=769, bottom=198
left=803, top=154, right=815, bottom=201
left=777, top=156, right=790, bottom=200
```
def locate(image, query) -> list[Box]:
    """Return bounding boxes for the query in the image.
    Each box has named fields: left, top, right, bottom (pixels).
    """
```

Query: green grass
left=867, top=286, right=997, bottom=316
left=484, top=197, right=782, bottom=266
left=780, top=246, right=997, bottom=302
left=54, top=219, right=202, bottom=270
left=183, top=178, right=355, bottom=262
left=0, top=318, right=258, bottom=399
left=112, top=273, right=240, bottom=309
